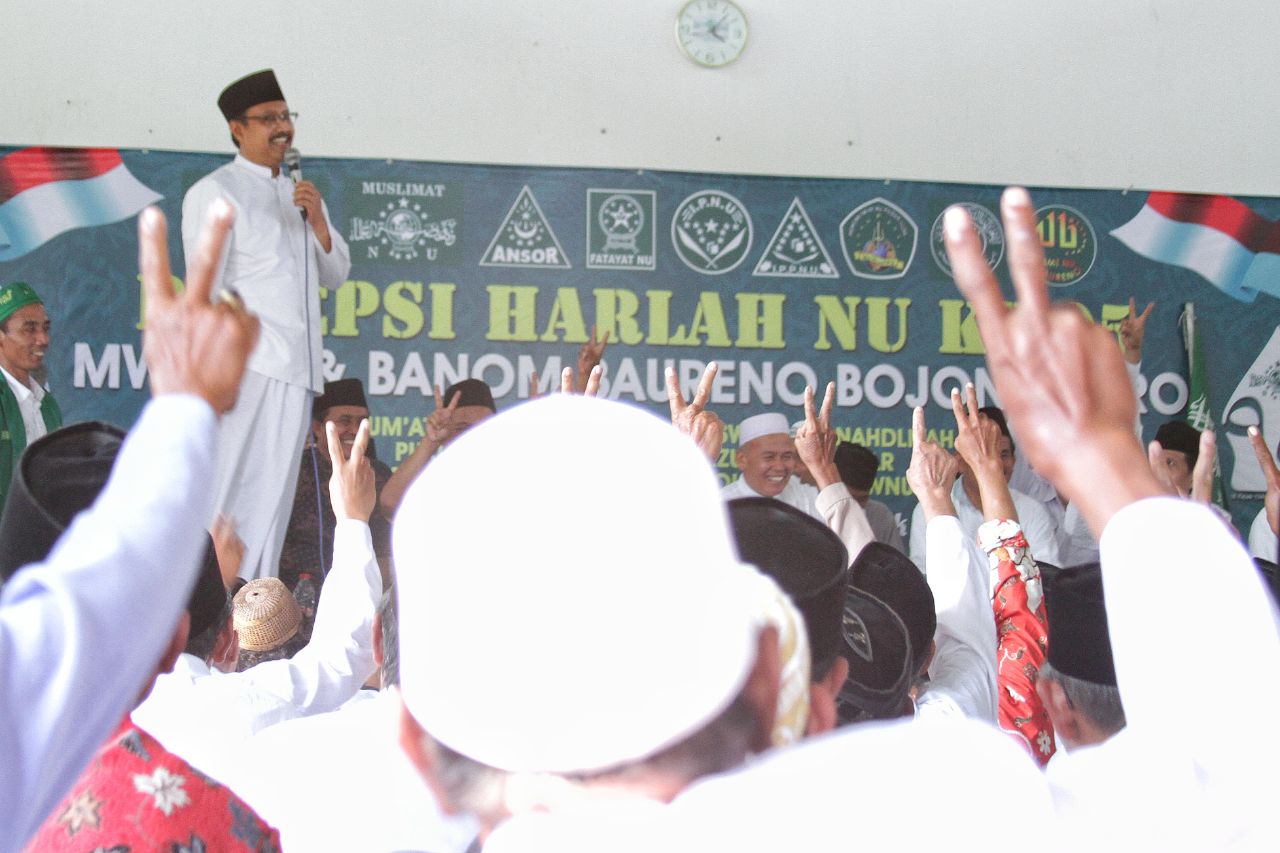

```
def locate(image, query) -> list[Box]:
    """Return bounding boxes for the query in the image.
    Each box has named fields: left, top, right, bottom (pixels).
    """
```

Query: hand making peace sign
left=666, top=362, right=724, bottom=462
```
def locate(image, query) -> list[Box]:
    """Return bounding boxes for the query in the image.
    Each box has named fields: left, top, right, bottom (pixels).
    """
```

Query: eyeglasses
left=327, top=414, right=367, bottom=429
left=239, top=110, right=298, bottom=127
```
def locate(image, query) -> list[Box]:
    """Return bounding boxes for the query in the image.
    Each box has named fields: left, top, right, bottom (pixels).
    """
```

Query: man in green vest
left=0, top=281, right=61, bottom=512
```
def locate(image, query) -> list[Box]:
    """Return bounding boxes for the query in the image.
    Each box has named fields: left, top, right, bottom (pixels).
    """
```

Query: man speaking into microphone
left=182, top=68, right=351, bottom=580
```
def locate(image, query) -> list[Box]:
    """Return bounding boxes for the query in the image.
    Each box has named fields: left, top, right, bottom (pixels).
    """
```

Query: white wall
left=3, top=0, right=1277, bottom=195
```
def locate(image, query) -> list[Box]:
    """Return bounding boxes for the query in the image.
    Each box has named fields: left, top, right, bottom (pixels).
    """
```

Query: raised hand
left=951, top=384, right=1002, bottom=476
left=906, top=406, right=959, bottom=521
left=1189, top=429, right=1218, bottom=505
left=140, top=202, right=259, bottom=413
left=1248, top=426, right=1280, bottom=536
left=560, top=364, right=603, bottom=397
left=210, top=514, right=245, bottom=589
left=951, top=383, right=1017, bottom=522
left=794, top=382, right=839, bottom=488
left=1118, top=296, right=1155, bottom=365
left=942, top=188, right=1163, bottom=537
left=666, top=362, right=724, bottom=462
left=1146, top=428, right=1218, bottom=504
left=1146, top=441, right=1183, bottom=497
left=426, top=385, right=461, bottom=446
left=576, top=325, right=610, bottom=393
left=327, top=417, right=374, bottom=522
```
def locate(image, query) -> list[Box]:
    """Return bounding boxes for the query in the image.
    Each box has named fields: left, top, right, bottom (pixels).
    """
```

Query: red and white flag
left=0, top=147, right=161, bottom=262
left=1110, top=192, right=1280, bottom=303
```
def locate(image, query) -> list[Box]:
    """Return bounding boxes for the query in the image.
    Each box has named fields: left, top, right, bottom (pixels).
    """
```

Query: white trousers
left=211, top=370, right=311, bottom=579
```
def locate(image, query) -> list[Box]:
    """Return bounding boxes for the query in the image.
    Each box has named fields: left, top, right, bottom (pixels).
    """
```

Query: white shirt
left=182, top=154, right=350, bottom=392
left=0, top=395, right=216, bottom=853
left=1248, top=506, right=1276, bottom=561
left=227, top=690, right=479, bottom=853
left=133, top=519, right=381, bottom=786
left=485, top=718, right=1054, bottom=853
left=721, top=473, right=824, bottom=520
left=724, top=476, right=877, bottom=566
left=0, top=364, right=48, bottom=444
left=863, top=497, right=905, bottom=552
left=1059, top=500, right=1099, bottom=567
left=915, top=515, right=998, bottom=723
left=1047, top=498, right=1280, bottom=850
left=672, top=717, right=1053, bottom=851
left=909, top=480, right=1062, bottom=572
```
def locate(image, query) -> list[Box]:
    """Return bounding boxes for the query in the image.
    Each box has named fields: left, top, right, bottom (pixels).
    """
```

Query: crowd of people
left=2, top=70, right=1279, bottom=853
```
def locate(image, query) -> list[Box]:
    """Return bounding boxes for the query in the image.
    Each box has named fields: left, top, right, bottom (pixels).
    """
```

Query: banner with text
left=2, top=145, right=1277, bottom=536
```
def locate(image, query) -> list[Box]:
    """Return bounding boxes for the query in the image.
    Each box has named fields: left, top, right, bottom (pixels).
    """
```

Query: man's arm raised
left=951, top=384, right=1016, bottom=524
left=0, top=202, right=257, bottom=852
left=795, top=382, right=876, bottom=562
left=942, top=189, right=1164, bottom=539
left=379, top=385, right=459, bottom=520
left=666, top=362, right=724, bottom=463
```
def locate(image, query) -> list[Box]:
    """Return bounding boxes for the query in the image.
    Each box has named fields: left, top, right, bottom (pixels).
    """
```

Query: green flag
left=1179, top=302, right=1226, bottom=508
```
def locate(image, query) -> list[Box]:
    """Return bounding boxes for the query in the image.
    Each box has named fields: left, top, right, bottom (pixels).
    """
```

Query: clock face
left=675, top=0, right=748, bottom=68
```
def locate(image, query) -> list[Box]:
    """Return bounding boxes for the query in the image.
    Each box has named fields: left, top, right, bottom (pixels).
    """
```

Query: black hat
left=834, top=442, right=878, bottom=492
left=218, top=69, right=286, bottom=121
left=442, top=378, right=496, bottom=412
left=837, top=587, right=913, bottom=722
left=313, top=378, right=369, bottom=419
left=0, top=422, right=126, bottom=580
left=727, top=498, right=848, bottom=674
left=1040, top=562, right=1117, bottom=686
left=188, top=536, right=229, bottom=639
left=849, top=542, right=936, bottom=672
left=1154, top=420, right=1201, bottom=467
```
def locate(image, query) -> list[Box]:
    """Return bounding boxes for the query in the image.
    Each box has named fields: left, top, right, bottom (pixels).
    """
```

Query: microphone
left=283, top=147, right=306, bottom=220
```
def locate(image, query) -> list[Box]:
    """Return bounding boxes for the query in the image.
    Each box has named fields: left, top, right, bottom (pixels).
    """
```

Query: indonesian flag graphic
left=0, top=147, right=161, bottom=261
left=1110, top=192, right=1280, bottom=303
left=1111, top=192, right=1280, bottom=302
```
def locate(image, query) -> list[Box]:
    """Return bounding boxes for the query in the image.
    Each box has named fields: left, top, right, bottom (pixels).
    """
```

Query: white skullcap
left=394, top=395, right=760, bottom=775
left=738, top=413, right=791, bottom=447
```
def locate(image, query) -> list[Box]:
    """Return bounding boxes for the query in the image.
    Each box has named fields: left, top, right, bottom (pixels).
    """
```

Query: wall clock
left=675, top=0, right=748, bottom=68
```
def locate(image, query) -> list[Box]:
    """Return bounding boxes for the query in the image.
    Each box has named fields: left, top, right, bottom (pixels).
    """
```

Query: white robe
left=909, top=479, right=1062, bottom=572
left=183, top=154, right=351, bottom=579
left=0, top=395, right=216, bottom=852
left=133, top=520, right=381, bottom=786
left=225, top=690, right=479, bottom=853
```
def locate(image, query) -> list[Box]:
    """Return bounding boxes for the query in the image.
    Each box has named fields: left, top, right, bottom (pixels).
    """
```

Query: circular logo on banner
left=598, top=194, right=645, bottom=252
left=930, top=203, right=1004, bottom=276
left=1035, top=205, right=1097, bottom=287
left=841, top=198, right=918, bottom=280
left=672, top=190, right=753, bottom=275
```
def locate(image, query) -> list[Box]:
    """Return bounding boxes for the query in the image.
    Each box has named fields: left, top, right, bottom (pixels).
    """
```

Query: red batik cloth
left=978, top=519, right=1056, bottom=766
left=24, top=716, right=280, bottom=852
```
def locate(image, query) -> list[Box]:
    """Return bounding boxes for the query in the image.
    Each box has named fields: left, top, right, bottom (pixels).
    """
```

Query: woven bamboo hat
left=233, top=577, right=303, bottom=652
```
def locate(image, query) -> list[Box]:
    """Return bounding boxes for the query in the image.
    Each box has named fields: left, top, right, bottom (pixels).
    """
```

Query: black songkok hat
left=218, top=69, right=286, bottom=121
left=1154, top=420, right=1201, bottom=467
left=849, top=542, right=936, bottom=672
left=834, top=442, right=879, bottom=492
left=188, top=535, right=229, bottom=639
left=1040, top=562, right=1117, bottom=686
left=837, top=587, right=913, bottom=722
left=313, top=378, right=369, bottom=419
left=0, top=421, right=125, bottom=580
left=442, top=378, right=496, bottom=412
left=727, top=498, right=848, bottom=674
